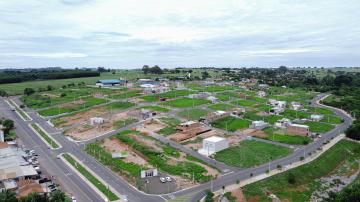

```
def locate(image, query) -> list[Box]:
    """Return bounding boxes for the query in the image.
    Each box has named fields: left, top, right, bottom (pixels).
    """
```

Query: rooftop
left=204, top=136, right=226, bottom=143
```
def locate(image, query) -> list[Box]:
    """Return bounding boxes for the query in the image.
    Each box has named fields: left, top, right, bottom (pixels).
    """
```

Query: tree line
left=0, top=70, right=99, bottom=84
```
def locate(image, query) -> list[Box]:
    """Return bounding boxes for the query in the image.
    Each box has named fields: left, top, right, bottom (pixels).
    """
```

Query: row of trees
left=0, top=70, right=99, bottom=84
left=0, top=189, right=67, bottom=202
left=141, top=65, right=163, bottom=74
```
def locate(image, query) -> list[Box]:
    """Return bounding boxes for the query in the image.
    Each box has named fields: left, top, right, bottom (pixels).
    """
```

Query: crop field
left=214, top=140, right=291, bottom=168
left=303, top=121, right=335, bottom=133
left=211, top=116, right=251, bottom=132
left=208, top=103, right=234, bottom=111
left=141, top=90, right=193, bottom=102
left=163, top=98, right=210, bottom=108
left=243, top=140, right=360, bottom=202
left=177, top=108, right=209, bottom=120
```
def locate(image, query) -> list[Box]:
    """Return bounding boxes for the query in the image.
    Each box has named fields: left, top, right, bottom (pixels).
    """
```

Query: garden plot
left=64, top=108, right=139, bottom=141
left=85, top=130, right=220, bottom=192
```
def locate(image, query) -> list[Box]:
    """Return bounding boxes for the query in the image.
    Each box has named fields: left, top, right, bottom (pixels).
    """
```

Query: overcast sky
left=1, top=0, right=360, bottom=68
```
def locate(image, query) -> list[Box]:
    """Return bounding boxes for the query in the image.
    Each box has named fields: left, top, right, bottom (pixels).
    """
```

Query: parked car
left=165, top=177, right=172, bottom=182
left=159, top=177, right=166, bottom=183
left=71, top=196, right=77, bottom=202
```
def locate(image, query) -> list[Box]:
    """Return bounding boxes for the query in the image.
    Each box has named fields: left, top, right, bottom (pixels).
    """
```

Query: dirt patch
left=57, top=106, right=107, bottom=127
left=143, top=120, right=166, bottom=132
left=65, top=122, right=112, bottom=140
left=127, top=133, right=162, bottom=152
left=231, top=188, right=246, bottom=202
left=170, top=175, right=198, bottom=190
left=92, top=93, right=108, bottom=98
left=101, top=138, right=149, bottom=166
left=247, top=195, right=261, bottom=202
left=40, top=93, right=60, bottom=98
left=256, top=111, right=269, bottom=116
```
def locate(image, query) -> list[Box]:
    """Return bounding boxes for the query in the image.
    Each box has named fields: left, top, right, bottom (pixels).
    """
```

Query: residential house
left=249, top=121, right=269, bottom=130
left=198, top=136, right=229, bottom=156
left=286, top=124, right=310, bottom=136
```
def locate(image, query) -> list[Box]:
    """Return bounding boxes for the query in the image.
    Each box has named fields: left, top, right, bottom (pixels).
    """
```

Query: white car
left=165, top=177, right=172, bottom=182
left=71, top=196, right=77, bottom=202
left=159, top=177, right=166, bottom=183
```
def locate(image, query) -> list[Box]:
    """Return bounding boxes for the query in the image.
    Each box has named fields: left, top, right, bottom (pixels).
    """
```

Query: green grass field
left=163, top=98, right=210, bottom=108
left=303, top=121, right=335, bottom=133
left=216, top=92, right=241, bottom=101
left=138, top=105, right=170, bottom=112
left=243, top=140, right=360, bottom=202
left=281, top=109, right=310, bottom=119
left=112, top=90, right=142, bottom=99
left=263, top=128, right=312, bottom=145
left=38, top=97, right=106, bottom=116
left=105, top=101, right=134, bottom=110
left=157, top=127, right=177, bottom=136
left=177, top=108, right=209, bottom=120
left=141, top=90, right=193, bottom=102
left=113, top=118, right=137, bottom=129
left=208, top=103, right=234, bottom=111
left=159, top=117, right=182, bottom=126
left=214, top=140, right=291, bottom=168
left=231, top=99, right=257, bottom=106
left=211, top=116, right=251, bottom=131
left=62, top=153, right=119, bottom=201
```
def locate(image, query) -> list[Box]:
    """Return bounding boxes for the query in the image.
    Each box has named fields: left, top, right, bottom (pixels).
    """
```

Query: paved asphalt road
left=0, top=93, right=353, bottom=202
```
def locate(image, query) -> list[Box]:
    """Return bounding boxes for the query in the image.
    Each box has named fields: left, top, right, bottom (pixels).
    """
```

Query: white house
left=269, top=107, right=284, bottom=115
left=90, top=117, right=104, bottom=125
left=207, top=96, right=220, bottom=104
left=290, top=102, right=302, bottom=111
left=198, top=136, right=229, bottom=156
left=0, top=126, right=4, bottom=142
left=311, top=114, right=324, bottom=122
left=257, top=91, right=267, bottom=98
left=250, top=121, right=269, bottom=130
left=268, top=99, right=286, bottom=108
left=274, top=118, right=291, bottom=128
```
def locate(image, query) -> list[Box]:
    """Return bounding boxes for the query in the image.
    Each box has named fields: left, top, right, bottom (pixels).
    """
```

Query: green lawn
left=281, top=109, right=310, bottom=119
left=62, top=153, right=119, bottom=201
left=138, top=105, right=170, bottom=112
left=263, top=128, right=312, bottom=145
left=38, top=97, right=107, bottom=116
left=141, top=90, right=193, bottom=102
left=157, top=127, right=177, bottom=136
left=30, top=124, right=59, bottom=149
left=113, top=118, right=137, bottom=129
left=159, top=117, right=182, bottom=126
left=211, top=116, right=251, bottom=131
left=214, top=140, right=291, bottom=168
left=163, top=98, right=210, bottom=108
left=231, top=99, right=257, bottom=106
left=208, top=103, right=234, bottom=111
left=216, top=92, right=241, bottom=101
left=177, top=109, right=209, bottom=120
left=105, top=101, right=134, bottom=110
left=303, top=121, right=335, bottom=133
left=112, top=90, right=142, bottom=99
left=243, top=140, right=360, bottom=202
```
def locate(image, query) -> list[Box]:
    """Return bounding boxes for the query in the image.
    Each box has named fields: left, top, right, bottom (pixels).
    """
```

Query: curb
left=29, top=123, right=62, bottom=150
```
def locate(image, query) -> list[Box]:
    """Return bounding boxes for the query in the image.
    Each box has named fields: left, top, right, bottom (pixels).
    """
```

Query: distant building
left=198, top=136, right=229, bottom=156
left=188, top=92, right=212, bottom=99
left=286, top=124, right=310, bottom=136
left=201, top=110, right=228, bottom=124
left=140, top=169, right=158, bottom=178
left=310, top=114, right=324, bottom=122
left=95, top=79, right=125, bottom=87
left=257, top=91, right=267, bottom=98
left=141, top=109, right=157, bottom=119
left=231, top=107, right=246, bottom=117
left=274, top=118, right=291, bottom=128
left=290, top=102, right=302, bottom=111
left=269, top=107, right=284, bottom=115
left=207, top=96, right=220, bottom=104
left=268, top=99, right=287, bottom=108
left=89, top=117, right=104, bottom=125
left=250, top=120, right=269, bottom=130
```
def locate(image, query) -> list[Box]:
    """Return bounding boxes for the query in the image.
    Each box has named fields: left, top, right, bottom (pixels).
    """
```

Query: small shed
left=198, top=136, right=229, bottom=156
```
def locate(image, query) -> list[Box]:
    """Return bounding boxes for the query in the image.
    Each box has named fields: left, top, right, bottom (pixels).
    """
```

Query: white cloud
left=0, top=0, right=359, bottom=68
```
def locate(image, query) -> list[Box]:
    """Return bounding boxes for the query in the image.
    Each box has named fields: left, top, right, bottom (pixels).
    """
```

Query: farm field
left=141, top=90, right=193, bottom=102
left=208, top=103, right=234, bottom=111
left=163, top=98, right=210, bottom=108
left=263, top=128, right=312, bottom=145
left=214, top=140, right=292, bottom=168
left=303, top=121, right=335, bottom=133
left=242, top=140, right=360, bottom=202
left=211, top=116, right=251, bottom=132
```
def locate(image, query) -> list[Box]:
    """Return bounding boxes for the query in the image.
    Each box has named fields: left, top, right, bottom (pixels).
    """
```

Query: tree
left=24, top=88, right=35, bottom=96
left=287, top=172, right=296, bottom=184
left=0, top=189, right=18, bottom=202
left=47, top=85, right=54, bottom=91
left=1, top=119, right=14, bottom=134
left=0, top=90, right=8, bottom=97
left=201, top=71, right=210, bottom=79
left=50, top=190, right=66, bottom=202
left=97, top=67, right=107, bottom=72
left=204, top=190, right=214, bottom=202
left=345, top=121, right=360, bottom=140
left=142, top=65, right=150, bottom=74
left=19, top=192, right=45, bottom=202
left=334, top=75, right=353, bottom=86
left=151, top=65, right=163, bottom=74
left=278, top=66, right=288, bottom=73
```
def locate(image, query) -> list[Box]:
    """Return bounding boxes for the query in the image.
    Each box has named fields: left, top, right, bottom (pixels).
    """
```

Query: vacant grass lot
left=216, top=92, right=241, bottom=101
left=281, top=109, right=310, bottom=119
left=177, top=108, right=209, bottom=120
left=105, top=101, right=134, bottom=110
left=111, top=90, right=142, bottom=99
left=38, top=97, right=106, bottom=116
left=62, top=153, right=119, bottom=201
left=139, top=105, right=170, bottom=112
left=208, top=103, right=234, bottom=111
left=231, top=99, right=257, bottom=106
left=164, top=98, right=210, bottom=108
left=211, top=116, right=251, bottom=132
left=215, top=140, right=291, bottom=168
left=159, top=117, right=181, bottom=126
left=141, top=90, right=193, bottom=102
left=243, top=140, right=360, bottom=202
left=303, top=121, right=335, bottom=133
left=263, top=128, right=312, bottom=145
